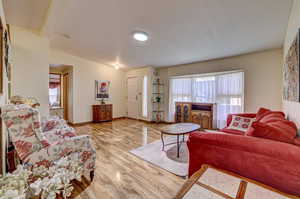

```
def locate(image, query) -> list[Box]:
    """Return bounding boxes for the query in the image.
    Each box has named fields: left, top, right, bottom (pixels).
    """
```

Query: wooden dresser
left=175, top=102, right=216, bottom=129
left=92, top=104, right=113, bottom=122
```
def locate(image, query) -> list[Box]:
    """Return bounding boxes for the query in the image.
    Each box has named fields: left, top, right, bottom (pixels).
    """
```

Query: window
left=142, top=76, right=148, bottom=118
left=49, top=73, right=61, bottom=107
left=169, top=71, right=244, bottom=128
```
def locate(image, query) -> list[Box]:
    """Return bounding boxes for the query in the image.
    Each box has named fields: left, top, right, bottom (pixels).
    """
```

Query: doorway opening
left=49, top=64, right=74, bottom=123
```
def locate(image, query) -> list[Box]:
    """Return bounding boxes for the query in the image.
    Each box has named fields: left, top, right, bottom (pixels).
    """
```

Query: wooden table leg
left=173, top=165, right=209, bottom=199
left=177, top=135, right=180, bottom=158
left=161, top=133, right=165, bottom=151
left=235, top=180, right=248, bottom=199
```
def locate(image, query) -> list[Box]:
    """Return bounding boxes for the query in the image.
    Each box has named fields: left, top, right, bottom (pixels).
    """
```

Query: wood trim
left=69, top=121, right=93, bottom=127
left=113, top=117, right=127, bottom=121
left=63, top=73, right=69, bottom=121
left=69, top=117, right=126, bottom=126
left=123, top=117, right=152, bottom=123
left=71, top=117, right=154, bottom=126
left=123, top=117, right=173, bottom=124
left=49, top=72, right=62, bottom=75
left=196, top=181, right=234, bottom=199
left=0, top=109, right=2, bottom=175
left=174, top=164, right=300, bottom=199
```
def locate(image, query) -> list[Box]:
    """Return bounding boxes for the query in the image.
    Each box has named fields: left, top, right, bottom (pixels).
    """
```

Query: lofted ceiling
left=4, top=0, right=293, bottom=69
left=4, top=0, right=51, bottom=30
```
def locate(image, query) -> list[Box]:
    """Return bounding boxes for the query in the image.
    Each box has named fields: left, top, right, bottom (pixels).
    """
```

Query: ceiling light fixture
left=113, top=63, right=120, bottom=70
left=133, top=31, right=149, bottom=42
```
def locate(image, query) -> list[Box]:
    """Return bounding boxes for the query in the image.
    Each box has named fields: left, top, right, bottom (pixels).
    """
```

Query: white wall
left=10, top=27, right=127, bottom=124
left=50, top=49, right=126, bottom=123
left=158, top=49, right=283, bottom=121
left=283, top=0, right=300, bottom=127
left=126, top=67, right=155, bottom=121
left=11, top=26, right=50, bottom=117
left=0, top=3, right=8, bottom=105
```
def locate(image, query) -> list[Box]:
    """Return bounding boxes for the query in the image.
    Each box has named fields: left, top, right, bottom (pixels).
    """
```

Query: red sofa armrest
left=226, top=113, right=256, bottom=127
left=188, top=131, right=300, bottom=196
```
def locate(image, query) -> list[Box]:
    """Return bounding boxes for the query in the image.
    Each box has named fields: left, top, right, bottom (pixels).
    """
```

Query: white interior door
left=127, top=77, right=139, bottom=119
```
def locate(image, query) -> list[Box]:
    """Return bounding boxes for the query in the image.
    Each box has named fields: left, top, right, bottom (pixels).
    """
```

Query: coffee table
left=160, top=123, right=201, bottom=158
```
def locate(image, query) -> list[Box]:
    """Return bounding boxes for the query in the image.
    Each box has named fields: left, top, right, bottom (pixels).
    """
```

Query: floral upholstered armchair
left=1, top=104, right=96, bottom=181
left=10, top=95, right=78, bottom=147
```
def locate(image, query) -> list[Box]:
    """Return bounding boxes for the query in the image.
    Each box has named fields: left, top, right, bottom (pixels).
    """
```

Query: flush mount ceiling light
left=133, top=31, right=149, bottom=42
left=112, top=63, right=120, bottom=70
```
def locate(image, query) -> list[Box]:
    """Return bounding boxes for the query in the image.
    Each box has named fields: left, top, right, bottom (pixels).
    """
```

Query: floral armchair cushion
left=2, top=104, right=96, bottom=174
left=26, top=135, right=96, bottom=172
left=41, top=116, right=76, bottom=143
left=1, top=104, right=49, bottom=160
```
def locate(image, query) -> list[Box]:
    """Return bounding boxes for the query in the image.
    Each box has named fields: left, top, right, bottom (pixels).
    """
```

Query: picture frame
left=283, top=28, right=300, bottom=102
left=95, top=80, right=110, bottom=101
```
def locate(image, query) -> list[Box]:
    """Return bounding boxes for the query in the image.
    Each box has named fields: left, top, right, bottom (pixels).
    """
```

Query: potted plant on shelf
left=156, top=96, right=161, bottom=103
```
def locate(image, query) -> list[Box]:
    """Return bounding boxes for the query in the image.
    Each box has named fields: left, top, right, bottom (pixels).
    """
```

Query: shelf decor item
left=156, top=96, right=161, bottom=103
left=95, top=80, right=110, bottom=103
left=152, top=77, right=164, bottom=123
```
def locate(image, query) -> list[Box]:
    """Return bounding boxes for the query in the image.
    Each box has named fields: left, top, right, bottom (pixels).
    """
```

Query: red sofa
left=188, top=109, right=300, bottom=196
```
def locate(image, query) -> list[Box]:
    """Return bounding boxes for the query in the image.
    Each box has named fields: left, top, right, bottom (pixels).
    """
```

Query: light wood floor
left=70, top=119, right=184, bottom=199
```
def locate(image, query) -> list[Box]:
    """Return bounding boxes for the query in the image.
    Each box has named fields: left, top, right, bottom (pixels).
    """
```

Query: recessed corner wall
left=10, top=26, right=127, bottom=123
left=283, top=0, right=300, bottom=127
left=11, top=26, right=50, bottom=117
left=50, top=49, right=127, bottom=123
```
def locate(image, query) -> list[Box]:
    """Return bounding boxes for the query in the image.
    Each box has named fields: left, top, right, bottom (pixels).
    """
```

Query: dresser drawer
left=92, top=104, right=113, bottom=122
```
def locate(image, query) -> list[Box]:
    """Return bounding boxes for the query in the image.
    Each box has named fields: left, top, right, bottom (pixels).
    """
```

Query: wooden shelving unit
left=152, top=78, right=164, bottom=123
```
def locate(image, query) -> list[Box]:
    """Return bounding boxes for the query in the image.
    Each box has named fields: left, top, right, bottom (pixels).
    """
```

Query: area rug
left=130, top=136, right=189, bottom=177
left=183, top=168, right=289, bottom=199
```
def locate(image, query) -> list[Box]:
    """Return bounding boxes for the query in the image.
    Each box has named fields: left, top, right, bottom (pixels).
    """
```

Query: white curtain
left=169, top=71, right=244, bottom=128
left=169, top=78, right=192, bottom=122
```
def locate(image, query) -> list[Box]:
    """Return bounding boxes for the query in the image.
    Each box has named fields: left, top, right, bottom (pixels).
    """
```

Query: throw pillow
left=227, top=115, right=255, bottom=133
left=258, top=111, right=285, bottom=123
left=248, top=120, right=297, bottom=144
left=256, top=107, right=270, bottom=121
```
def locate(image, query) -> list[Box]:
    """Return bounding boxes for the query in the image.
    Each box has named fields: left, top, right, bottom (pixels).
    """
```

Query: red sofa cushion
left=248, top=120, right=297, bottom=144
left=294, top=137, right=300, bottom=146
left=256, top=107, right=270, bottom=120
left=220, top=128, right=245, bottom=135
left=258, top=111, right=285, bottom=123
